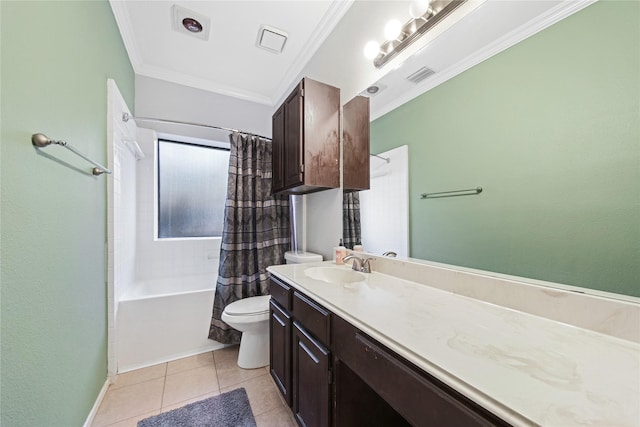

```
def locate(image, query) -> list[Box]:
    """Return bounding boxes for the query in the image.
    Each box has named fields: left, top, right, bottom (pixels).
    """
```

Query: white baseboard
left=83, top=378, right=110, bottom=427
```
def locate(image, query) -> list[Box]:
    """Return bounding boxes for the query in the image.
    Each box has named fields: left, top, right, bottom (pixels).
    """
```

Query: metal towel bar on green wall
left=421, top=187, right=483, bottom=199
left=31, top=133, right=112, bottom=176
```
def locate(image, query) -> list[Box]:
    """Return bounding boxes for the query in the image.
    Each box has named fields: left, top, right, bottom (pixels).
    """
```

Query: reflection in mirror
left=345, top=146, right=409, bottom=256
left=342, top=192, right=361, bottom=250
left=365, top=1, right=638, bottom=297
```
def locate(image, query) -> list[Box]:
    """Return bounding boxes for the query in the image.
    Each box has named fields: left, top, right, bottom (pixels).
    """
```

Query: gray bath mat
left=137, top=387, right=256, bottom=427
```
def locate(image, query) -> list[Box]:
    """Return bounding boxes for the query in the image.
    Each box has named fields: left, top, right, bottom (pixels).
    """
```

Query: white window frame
left=153, top=133, right=230, bottom=241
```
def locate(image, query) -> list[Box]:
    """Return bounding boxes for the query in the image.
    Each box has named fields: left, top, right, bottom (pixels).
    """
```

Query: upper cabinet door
left=272, top=78, right=340, bottom=195
left=302, top=78, right=340, bottom=191
left=343, top=95, right=370, bottom=191
left=283, top=84, right=304, bottom=189
left=272, top=105, right=285, bottom=193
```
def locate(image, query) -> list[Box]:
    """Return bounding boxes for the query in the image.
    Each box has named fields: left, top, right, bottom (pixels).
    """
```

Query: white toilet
left=221, top=251, right=322, bottom=369
left=222, top=295, right=271, bottom=369
left=284, top=250, right=323, bottom=265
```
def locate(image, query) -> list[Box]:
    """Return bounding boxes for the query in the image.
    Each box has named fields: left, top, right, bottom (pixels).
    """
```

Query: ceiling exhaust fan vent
left=406, top=67, right=436, bottom=84
left=256, top=25, right=288, bottom=54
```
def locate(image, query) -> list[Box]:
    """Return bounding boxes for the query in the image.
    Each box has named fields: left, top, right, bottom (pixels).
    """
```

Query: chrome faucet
left=343, top=255, right=374, bottom=273
left=382, top=251, right=397, bottom=257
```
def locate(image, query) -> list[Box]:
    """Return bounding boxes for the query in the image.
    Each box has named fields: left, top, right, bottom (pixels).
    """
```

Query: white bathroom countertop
left=267, top=261, right=640, bottom=427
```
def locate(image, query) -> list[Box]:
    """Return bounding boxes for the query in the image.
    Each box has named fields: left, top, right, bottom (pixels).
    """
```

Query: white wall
left=359, top=145, right=409, bottom=257
left=132, top=76, right=275, bottom=281
left=134, top=128, right=220, bottom=281
left=107, top=79, right=138, bottom=377
left=135, top=75, right=273, bottom=140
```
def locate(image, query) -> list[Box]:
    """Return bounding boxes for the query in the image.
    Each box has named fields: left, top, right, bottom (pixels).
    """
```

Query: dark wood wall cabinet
left=268, top=274, right=510, bottom=427
left=342, top=95, right=370, bottom=192
left=272, top=78, right=340, bottom=195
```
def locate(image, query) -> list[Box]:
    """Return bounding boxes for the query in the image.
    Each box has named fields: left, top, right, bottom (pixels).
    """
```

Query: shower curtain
left=209, top=132, right=290, bottom=344
left=342, top=191, right=361, bottom=250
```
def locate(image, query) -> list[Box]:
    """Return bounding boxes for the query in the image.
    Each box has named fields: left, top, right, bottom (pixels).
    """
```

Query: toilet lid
left=225, top=295, right=271, bottom=316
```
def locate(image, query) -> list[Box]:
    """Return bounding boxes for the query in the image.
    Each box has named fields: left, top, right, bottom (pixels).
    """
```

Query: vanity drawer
left=293, top=291, right=330, bottom=346
left=269, top=275, right=292, bottom=311
left=352, top=333, right=508, bottom=427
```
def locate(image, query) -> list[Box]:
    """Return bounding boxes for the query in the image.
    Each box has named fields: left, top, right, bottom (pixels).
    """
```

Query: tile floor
left=92, top=346, right=297, bottom=427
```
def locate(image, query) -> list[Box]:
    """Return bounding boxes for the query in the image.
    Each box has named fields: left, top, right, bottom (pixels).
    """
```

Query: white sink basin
left=304, top=267, right=366, bottom=284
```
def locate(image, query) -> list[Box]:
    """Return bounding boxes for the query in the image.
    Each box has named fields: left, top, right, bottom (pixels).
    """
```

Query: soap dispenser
left=334, top=238, right=347, bottom=265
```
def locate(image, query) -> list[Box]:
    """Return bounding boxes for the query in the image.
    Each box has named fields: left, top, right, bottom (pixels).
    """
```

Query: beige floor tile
left=166, top=351, right=215, bottom=376
left=222, top=373, right=283, bottom=417
left=92, top=378, right=164, bottom=427
left=160, top=390, right=220, bottom=413
left=162, top=364, right=219, bottom=407
left=111, top=363, right=167, bottom=390
left=99, top=410, right=160, bottom=427
left=255, top=405, right=297, bottom=427
left=216, top=353, right=268, bottom=389
left=212, top=344, right=240, bottom=363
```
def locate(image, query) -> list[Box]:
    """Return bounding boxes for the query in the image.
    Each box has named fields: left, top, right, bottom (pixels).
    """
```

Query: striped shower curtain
left=208, top=132, right=290, bottom=344
left=342, top=191, right=361, bottom=250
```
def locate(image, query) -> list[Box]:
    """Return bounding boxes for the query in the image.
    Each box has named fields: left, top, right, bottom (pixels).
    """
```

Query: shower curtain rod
left=121, top=113, right=271, bottom=140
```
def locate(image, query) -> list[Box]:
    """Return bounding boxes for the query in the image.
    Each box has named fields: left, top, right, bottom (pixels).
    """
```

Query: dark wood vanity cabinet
left=269, top=276, right=332, bottom=427
left=269, top=300, right=292, bottom=405
left=271, top=78, right=340, bottom=195
left=342, top=95, right=370, bottom=192
left=331, top=316, right=510, bottom=427
left=269, top=274, right=509, bottom=427
left=292, top=321, right=331, bottom=427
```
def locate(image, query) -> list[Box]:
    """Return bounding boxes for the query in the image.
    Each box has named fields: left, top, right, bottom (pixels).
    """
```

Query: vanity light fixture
left=365, top=0, right=467, bottom=69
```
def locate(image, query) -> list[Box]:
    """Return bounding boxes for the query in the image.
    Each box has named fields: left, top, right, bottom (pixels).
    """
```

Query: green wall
left=1, top=1, right=134, bottom=425
left=371, top=1, right=639, bottom=297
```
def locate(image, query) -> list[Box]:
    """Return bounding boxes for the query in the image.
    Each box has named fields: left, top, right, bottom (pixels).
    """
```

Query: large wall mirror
left=337, top=1, right=638, bottom=298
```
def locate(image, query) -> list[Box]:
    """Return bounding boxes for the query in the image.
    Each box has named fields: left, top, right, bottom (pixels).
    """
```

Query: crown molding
left=136, top=63, right=274, bottom=105
left=371, top=0, right=598, bottom=121
left=109, top=0, right=143, bottom=73
left=271, top=0, right=355, bottom=105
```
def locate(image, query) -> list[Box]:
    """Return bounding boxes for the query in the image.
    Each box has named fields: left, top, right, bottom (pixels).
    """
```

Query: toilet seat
left=224, top=295, right=271, bottom=316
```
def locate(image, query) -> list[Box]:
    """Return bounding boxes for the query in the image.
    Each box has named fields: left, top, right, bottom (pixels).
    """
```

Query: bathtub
left=116, top=274, right=225, bottom=372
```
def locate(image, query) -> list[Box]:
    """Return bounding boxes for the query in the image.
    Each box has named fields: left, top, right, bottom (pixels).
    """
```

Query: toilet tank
left=285, top=251, right=323, bottom=264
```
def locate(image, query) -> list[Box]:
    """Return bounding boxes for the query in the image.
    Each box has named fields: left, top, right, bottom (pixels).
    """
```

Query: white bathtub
left=116, top=274, right=224, bottom=372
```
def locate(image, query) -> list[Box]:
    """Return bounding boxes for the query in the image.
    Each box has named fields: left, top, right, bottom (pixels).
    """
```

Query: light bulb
left=409, top=0, right=431, bottom=19
left=384, top=19, right=402, bottom=40
left=363, top=40, right=380, bottom=60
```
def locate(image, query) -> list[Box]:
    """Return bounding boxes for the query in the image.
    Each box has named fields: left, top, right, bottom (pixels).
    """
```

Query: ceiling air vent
left=406, top=67, right=436, bottom=84
left=256, top=25, right=288, bottom=54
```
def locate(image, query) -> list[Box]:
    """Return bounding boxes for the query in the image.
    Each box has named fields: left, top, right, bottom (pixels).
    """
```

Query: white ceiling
left=111, top=0, right=597, bottom=117
left=110, top=1, right=352, bottom=106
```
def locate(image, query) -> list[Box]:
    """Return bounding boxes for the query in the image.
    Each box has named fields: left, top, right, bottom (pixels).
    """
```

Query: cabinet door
left=343, top=95, right=370, bottom=191
left=270, top=300, right=292, bottom=406
left=293, top=321, right=330, bottom=427
left=283, top=84, right=304, bottom=189
left=271, top=106, right=285, bottom=193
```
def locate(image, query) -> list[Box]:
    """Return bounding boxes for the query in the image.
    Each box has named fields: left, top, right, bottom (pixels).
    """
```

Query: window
left=157, top=139, right=230, bottom=238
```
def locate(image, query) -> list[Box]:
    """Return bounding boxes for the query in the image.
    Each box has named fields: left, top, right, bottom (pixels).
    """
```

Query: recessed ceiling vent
left=172, top=5, right=210, bottom=41
left=406, top=67, right=436, bottom=84
left=256, top=25, right=288, bottom=54
left=361, top=83, right=387, bottom=98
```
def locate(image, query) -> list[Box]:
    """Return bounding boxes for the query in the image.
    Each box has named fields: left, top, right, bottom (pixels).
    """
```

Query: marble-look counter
left=267, top=261, right=640, bottom=426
